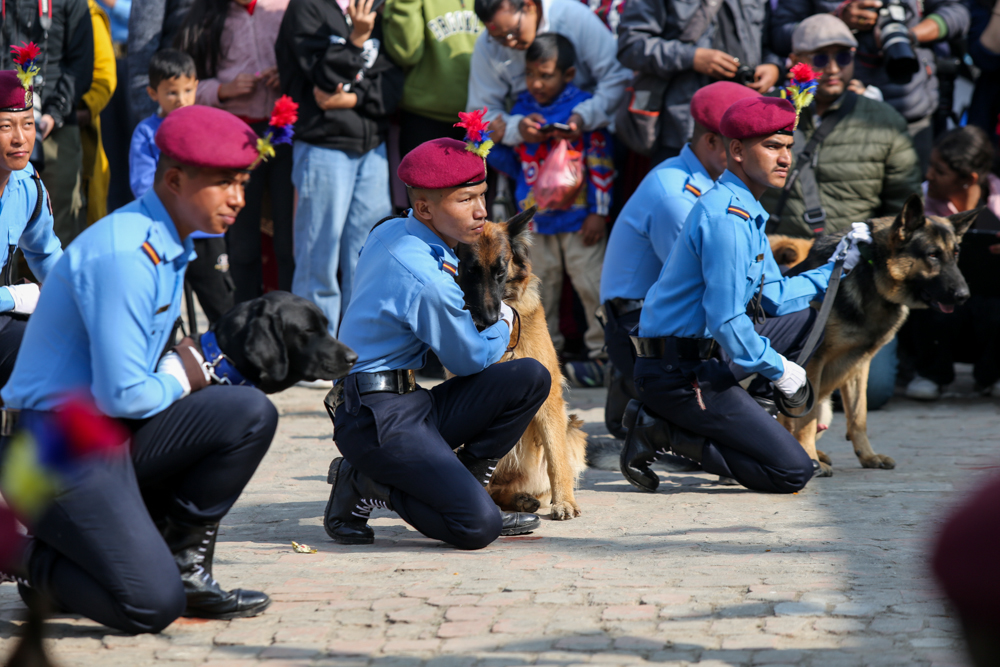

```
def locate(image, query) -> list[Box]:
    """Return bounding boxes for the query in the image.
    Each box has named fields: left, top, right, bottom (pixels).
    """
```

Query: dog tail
left=585, top=437, right=623, bottom=471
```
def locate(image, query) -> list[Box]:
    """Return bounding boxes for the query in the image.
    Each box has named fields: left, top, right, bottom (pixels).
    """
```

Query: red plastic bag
left=533, top=139, right=584, bottom=211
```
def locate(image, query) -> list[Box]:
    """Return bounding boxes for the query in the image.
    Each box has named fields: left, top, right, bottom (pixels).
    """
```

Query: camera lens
left=880, top=22, right=919, bottom=83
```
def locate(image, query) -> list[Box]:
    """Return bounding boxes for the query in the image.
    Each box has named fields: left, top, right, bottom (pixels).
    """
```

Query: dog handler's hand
left=831, top=222, right=873, bottom=273
left=499, top=302, right=515, bottom=331
left=158, top=352, right=192, bottom=398
left=774, top=355, right=807, bottom=398
left=4, top=283, right=40, bottom=315
left=157, top=337, right=211, bottom=398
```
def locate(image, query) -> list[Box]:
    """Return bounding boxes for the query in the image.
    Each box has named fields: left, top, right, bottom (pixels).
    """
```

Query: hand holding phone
left=540, top=122, right=571, bottom=133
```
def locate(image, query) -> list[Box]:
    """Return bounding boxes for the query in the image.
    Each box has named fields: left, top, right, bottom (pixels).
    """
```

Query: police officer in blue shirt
left=600, top=82, right=758, bottom=438
left=323, top=124, right=551, bottom=550
left=0, top=69, right=62, bottom=387
left=0, top=106, right=279, bottom=634
left=620, top=95, right=872, bottom=495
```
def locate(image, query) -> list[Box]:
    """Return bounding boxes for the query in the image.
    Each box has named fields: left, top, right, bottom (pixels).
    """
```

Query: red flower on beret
left=270, top=95, right=298, bottom=128
left=455, top=108, right=490, bottom=143
left=789, top=62, right=817, bottom=83
left=10, top=41, right=39, bottom=67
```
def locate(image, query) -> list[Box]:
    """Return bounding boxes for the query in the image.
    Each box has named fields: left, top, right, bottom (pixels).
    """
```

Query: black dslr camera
left=876, top=0, right=919, bottom=83
left=733, top=63, right=756, bottom=86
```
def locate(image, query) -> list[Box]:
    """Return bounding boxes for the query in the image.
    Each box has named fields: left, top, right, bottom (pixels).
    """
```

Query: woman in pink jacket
left=176, top=0, right=294, bottom=304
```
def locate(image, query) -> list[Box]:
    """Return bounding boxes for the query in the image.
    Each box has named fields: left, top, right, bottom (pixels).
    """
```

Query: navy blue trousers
left=634, top=309, right=819, bottom=494
left=0, top=313, right=27, bottom=389
left=333, top=358, right=551, bottom=550
left=19, top=386, right=277, bottom=634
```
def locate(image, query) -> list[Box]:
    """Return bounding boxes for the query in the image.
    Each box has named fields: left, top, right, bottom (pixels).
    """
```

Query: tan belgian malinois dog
left=773, top=195, right=977, bottom=475
left=454, top=208, right=587, bottom=520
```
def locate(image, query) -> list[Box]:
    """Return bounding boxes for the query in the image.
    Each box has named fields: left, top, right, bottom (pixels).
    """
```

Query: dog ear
left=891, top=194, right=926, bottom=243
left=506, top=206, right=535, bottom=266
left=244, top=309, right=289, bottom=385
left=947, top=205, right=982, bottom=240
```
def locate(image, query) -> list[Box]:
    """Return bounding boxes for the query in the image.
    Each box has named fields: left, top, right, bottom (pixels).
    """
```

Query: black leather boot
left=455, top=448, right=500, bottom=488
left=324, top=457, right=393, bottom=545
left=620, top=400, right=707, bottom=492
left=456, top=448, right=540, bottom=536
left=604, top=364, right=632, bottom=440
left=162, top=518, right=271, bottom=620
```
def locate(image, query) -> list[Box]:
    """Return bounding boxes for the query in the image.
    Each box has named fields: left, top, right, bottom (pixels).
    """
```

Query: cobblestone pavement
left=2, top=368, right=996, bottom=667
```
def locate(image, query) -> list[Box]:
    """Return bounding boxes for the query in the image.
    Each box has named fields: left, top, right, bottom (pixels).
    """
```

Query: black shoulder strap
left=768, top=92, right=859, bottom=236
left=1, top=172, right=48, bottom=287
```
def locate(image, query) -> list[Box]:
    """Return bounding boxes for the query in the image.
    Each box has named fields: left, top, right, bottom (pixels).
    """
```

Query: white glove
left=830, top=222, right=873, bottom=274
left=499, top=302, right=515, bottom=331
left=773, top=355, right=807, bottom=398
left=157, top=351, right=191, bottom=398
left=4, top=283, right=40, bottom=315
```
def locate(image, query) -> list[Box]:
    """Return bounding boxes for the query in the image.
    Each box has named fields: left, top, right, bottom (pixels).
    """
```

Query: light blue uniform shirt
left=0, top=167, right=62, bottom=312
left=639, top=171, right=834, bottom=381
left=339, top=213, right=510, bottom=377
left=600, top=144, right=713, bottom=302
left=3, top=190, right=197, bottom=419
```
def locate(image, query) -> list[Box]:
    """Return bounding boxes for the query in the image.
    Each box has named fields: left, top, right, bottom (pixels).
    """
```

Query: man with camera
left=772, top=0, right=969, bottom=171
left=617, top=0, right=784, bottom=165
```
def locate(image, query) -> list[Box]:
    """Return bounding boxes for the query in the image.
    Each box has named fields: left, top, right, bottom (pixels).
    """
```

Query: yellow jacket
left=81, top=0, right=117, bottom=225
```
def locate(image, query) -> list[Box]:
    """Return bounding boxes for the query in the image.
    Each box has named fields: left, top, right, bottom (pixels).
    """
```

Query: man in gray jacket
left=771, top=0, right=968, bottom=171
left=617, top=0, right=782, bottom=164
left=469, top=0, right=630, bottom=147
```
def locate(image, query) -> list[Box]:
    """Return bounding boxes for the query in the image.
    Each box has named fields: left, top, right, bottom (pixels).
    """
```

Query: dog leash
left=501, top=306, right=522, bottom=362
left=774, top=253, right=847, bottom=419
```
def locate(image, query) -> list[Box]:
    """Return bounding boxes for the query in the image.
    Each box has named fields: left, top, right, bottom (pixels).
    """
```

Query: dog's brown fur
left=769, top=234, right=815, bottom=269
left=455, top=210, right=587, bottom=520
left=772, top=196, right=976, bottom=475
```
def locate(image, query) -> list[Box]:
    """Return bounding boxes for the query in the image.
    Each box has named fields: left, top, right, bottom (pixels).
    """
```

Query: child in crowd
left=489, top=33, right=614, bottom=387
left=128, top=48, right=234, bottom=325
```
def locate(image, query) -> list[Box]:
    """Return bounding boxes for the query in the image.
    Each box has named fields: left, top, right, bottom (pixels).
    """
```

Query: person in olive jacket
left=276, top=0, right=404, bottom=337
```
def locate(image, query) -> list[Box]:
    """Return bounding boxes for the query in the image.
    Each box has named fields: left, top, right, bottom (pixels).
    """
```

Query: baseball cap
left=792, top=14, right=858, bottom=53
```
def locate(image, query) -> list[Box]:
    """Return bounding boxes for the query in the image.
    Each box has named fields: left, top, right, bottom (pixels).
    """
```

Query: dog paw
left=859, top=453, right=896, bottom=470
left=511, top=493, right=541, bottom=513
left=549, top=500, right=582, bottom=521
left=817, top=450, right=832, bottom=465
left=815, top=460, right=834, bottom=477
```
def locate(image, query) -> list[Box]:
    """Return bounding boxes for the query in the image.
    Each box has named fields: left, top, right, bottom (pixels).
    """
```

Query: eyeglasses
left=489, top=12, right=523, bottom=45
left=810, top=50, right=854, bottom=69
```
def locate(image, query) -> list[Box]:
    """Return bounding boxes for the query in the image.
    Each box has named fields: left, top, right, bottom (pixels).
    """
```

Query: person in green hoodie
left=384, top=0, right=484, bottom=156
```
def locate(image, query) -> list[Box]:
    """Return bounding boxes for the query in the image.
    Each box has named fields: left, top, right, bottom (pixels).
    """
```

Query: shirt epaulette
left=140, top=241, right=162, bottom=265
left=684, top=182, right=702, bottom=197
left=727, top=206, right=751, bottom=221
left=441, top=260, right=458, bottom=277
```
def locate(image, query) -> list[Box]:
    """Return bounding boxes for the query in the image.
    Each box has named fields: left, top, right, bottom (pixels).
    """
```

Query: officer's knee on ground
left=449, top=500, right=503, bottom=551
left=770, top=457, right=815, bottom=494
left=90, top=574, right=186, bottom=635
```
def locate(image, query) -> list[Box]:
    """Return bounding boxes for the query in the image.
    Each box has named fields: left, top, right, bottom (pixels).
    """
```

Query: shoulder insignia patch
left=684, top=183, right=702, bottom=197
left=441, top=261, right=458, bottom=277
left=141, top=241, right=161, bottom=265
left=727, top=206, right=751, bottom=221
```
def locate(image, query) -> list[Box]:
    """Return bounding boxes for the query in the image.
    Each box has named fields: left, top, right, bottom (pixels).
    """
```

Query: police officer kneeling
left=621, top=96, right=871, bottom=494
left=0, top=106, right=278, bottom=633
left=0, top=66, right=62, bottom=387
left=324, top=129, right=550, bottom=550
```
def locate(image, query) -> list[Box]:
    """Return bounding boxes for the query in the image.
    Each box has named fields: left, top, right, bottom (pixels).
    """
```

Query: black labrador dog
left=207, top=291, right=356, bottom=394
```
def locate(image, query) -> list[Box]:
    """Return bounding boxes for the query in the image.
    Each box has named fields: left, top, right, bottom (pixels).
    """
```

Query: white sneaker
left=296, top=379, right=334, bottom=389
left=906, top=375, right=940, bottom=401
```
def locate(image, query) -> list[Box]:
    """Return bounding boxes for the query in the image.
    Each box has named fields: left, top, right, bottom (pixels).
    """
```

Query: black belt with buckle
left=607, top=297, right=644, bottom=317
left=355, top=369, right=418, bottom=396
left=631, top=336, right=716, bottom=361
left=1, top=408, right=20, bottom=437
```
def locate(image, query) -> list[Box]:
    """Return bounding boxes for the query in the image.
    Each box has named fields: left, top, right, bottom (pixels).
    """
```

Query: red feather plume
left=10, top=41, right=40, bottom=66
left=270, top=95, right=298, bottom=128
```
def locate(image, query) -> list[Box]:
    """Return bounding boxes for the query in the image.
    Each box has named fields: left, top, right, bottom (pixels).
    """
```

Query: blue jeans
left=291, top=141, right=391, bottom=335
left=866, top=336, right=898, bottom=411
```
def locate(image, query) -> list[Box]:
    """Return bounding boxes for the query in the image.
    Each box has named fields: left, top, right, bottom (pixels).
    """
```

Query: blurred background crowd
left=12, top=0, right=1000, bottom=402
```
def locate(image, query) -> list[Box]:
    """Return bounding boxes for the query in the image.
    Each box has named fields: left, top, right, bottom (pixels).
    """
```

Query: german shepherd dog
left=779, top=195, right=976, bottom=475
left=454, top=208, right=587, bottom=520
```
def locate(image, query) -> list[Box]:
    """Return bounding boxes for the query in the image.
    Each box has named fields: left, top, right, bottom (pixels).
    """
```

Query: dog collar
left=199, top=331, right=253, bottom=387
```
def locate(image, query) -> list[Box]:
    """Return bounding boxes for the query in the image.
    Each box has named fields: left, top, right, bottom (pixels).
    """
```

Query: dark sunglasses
left=811, top=50, right=854, bottom=69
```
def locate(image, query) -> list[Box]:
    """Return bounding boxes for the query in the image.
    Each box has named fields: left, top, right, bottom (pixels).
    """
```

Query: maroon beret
left=155, top=105, right=260, bottom=171
left=719, top=96, right=796, bottom=140
left=0, top=71, right=33, bottom=112
left=690, top=82, right=760, bottom=135
left=398, top=138, right=487, bottom=190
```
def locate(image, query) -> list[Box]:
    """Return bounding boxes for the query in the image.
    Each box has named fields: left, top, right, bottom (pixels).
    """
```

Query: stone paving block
left=612, top=636, right=664, bottom=651
left=426, top=595, right=480, bottom=607
left=436, top=621, right=492, bottom=638
left=326, top=639, right=385, bottom=655
left=774, top=602, right=827, bottom=617
left=601, top=606, right=658, bottom=621
left=258, top=645, right=322, bottom=660
left=750, top=649, right=806, bottom=663
left=444, top=606, right=495, bottom=622
left=868, top=616, right=924, bottom=634
left=814, top=618, right=866, bottom=634
left=477, top=592, right=531, bottom=607
left=386, top=606, right=439, bottom=624
left=491, top=618, right=539, bottom=634
left=554, top=635, right=612, bottom=651
left=833, top=603, right=884, bottom=618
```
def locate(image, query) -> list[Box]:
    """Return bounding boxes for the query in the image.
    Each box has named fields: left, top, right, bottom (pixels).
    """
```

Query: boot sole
left=324, top=458, right=375, bottom=545
left=501, top=523, right=538, bottom=536
left=184, top=597, right=272, bottom=621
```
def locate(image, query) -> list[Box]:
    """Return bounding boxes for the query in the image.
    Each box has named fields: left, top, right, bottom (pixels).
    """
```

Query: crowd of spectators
left=7, top=0, right=1000, bottom=399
